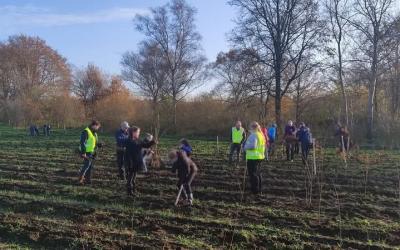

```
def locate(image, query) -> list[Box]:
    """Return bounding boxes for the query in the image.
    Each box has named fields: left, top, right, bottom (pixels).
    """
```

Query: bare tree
left=325, top=0, right=351, bottom=127
left=135, top=0, right=206, bottom=131
left=212, top=49, right=257, bottom=119
left=72, top=64, right=108, bottom=118
left=349, top=0, right=394, bottom=140
left=121, top=42, right=167, bottom=139
left=229, top=0, right=323, bottom=129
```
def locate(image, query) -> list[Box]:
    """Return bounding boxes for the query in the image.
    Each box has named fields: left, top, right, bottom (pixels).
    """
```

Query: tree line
left=0, top=0, right=399, bottom=146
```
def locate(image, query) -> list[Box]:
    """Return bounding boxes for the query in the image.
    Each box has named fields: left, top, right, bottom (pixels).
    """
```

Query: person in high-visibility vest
left=229, top=121, right=246, bottom=164
left=244, top=121, right=265, bottom=195
left=78, top=120, right=102, bottom=185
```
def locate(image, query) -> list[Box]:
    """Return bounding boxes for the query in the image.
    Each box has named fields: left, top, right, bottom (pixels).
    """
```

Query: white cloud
left=0, top=4, right=149, bottom=28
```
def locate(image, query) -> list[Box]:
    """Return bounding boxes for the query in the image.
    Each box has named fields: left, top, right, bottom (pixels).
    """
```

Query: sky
left=0, top=0, right=237, bottom=92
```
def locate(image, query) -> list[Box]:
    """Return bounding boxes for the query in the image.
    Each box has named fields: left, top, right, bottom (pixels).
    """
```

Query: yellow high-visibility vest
left=246, top=131, right=266, bottom=160
left=232, top=127, right=244, bottom=143
left=84, top=127, right=98, bottom=153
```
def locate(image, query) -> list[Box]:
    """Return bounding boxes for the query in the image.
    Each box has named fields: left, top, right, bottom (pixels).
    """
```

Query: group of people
left=78, top=120, right=197, bottom=206
left=228, top=120, right=314, bottom=195
left=29, top=124, right=51, bottom=136
left=77, top=119, right=351, bottom=204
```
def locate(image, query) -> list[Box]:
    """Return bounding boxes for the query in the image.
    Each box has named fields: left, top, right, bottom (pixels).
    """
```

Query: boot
left=188, top=193, right=194, bottom=206
left=78, top=175, right=85, bottom=185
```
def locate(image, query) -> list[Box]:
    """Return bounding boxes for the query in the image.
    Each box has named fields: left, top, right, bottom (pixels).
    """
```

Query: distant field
left=0, top=125, right=399, bottom=249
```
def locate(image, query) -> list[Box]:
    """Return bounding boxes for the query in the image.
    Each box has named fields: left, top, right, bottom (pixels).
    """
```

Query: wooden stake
left=341, top=136, right=347, bottom=167
left=217, top=136, right=219, bottom=154
left=174, top=185, right=184, bottom=206
left=313, top=138, right=316, bottom=175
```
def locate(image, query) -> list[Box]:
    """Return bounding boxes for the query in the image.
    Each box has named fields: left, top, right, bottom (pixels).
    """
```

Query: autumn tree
left=72, top=64, right=109, bottom=118
left=0, top=35, right=71, bottom=125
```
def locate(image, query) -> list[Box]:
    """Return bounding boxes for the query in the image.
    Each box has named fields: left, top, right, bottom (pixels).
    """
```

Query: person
left=33, top=125, right=39, bottom=136
left=115, top=121, right=130, bottom=180
left=243, top=121, right=266, bottom=195
left=78, top=120, right=102, bottom=185
left=169, top=149, right=198, bottom=205
left=46, top=124, right=51, bottom=136
left=267, top=123, right=277, bottom=157
left=124, top=126, right=156, bottom=196
left=336, top=125, right=350, bottom=152
left=283, top=120, right=297, bottom=162
left=229, top=121, right=246, bottom=164
left=297, top=123, right=312, bottom=164
left=294, top=123, right=300, bottom=155
left=29, top=124, right=36, bottom=136
left=42, top=125, right=47, bottom=136
left=179, top=138, right=193, bottom=157
left=260, top=124, right=269, bottom=160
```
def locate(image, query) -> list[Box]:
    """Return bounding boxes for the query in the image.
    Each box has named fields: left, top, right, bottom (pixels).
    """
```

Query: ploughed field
left=0, top=125, right=399, bottom=249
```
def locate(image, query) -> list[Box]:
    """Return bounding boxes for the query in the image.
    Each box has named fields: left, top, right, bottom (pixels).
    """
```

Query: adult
left=124, top=126, right=156, bottom=196
left=115, top=121, right=130, bottom=180
left=284, top=120, right=297, bottom=162
left=244, top=121, right=266, bottom=195
left=267, top=123, right=277, bottom=157
left=229, top=121, right=246, bottom=164
left=297, top=123, right=312, bottom=164
left=78, top=120, right=102, bottom=185
left=336, top=126, right=350, bottom=152
left=261, top=123, right=269, bottom=160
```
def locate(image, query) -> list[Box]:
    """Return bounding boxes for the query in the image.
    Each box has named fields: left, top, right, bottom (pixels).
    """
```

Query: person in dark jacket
left=284, top=120, right=297, bottom=161
left=297, top=123, right=312, bottom=164
left=124, top=126, right=156, bottom=196
left=169, top=150, right=198, bottom=205
left=78, top=120, right=102, bottom=185
left=115, top=121, right=130, bottom=180
left=335, top=126, right=350, bottom=152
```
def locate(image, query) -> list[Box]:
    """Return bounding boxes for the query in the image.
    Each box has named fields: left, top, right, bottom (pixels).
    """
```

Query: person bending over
left=169, top=150, right=198, bottom=205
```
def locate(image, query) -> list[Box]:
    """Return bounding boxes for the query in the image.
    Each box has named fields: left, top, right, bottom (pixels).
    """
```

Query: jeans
left=79, top=155, right=94, bottom=183
left=116, top=150, right=125, bottom=178
left=301, top=142, right=310, bottom=164
left=229, top=143, right=241, bottom=163
left=247, top=160, right=262, bottom=194
left=126, top=167, right=137, bottom=193
left=286, top=142, right=295, bottom=161
left=178, top=172, right=196, bottom=199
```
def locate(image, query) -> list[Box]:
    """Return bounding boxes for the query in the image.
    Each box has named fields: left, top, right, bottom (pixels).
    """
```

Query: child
left=169, top=150, right=198, bottom=205
left=179, top=138, right=193, bottom=157
left=124, top=127, right=155, bottom=196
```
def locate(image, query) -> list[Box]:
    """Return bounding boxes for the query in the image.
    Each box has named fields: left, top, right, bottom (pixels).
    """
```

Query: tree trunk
left=337, top=41, right=349, bottom=127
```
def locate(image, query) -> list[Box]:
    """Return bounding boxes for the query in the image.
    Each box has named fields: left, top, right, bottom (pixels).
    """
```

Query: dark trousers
left=126, top=167, right=137, bottom=193
left=116, top=150, right=125, bottom=178
left=247, top=160, right=262, bottom=194
left=301, top=142, right=310, bottom=164
left=294, top=142, right=300, bottom=155
left=286, top=143, right=295, bottom=161
left=79, top=155, right=94, bottom=183
left=229, top=143, right=241, bottom=163
left=178, top=172, right=196, bottom=198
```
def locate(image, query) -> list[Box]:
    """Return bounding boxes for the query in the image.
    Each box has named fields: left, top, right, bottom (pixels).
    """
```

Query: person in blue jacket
left=267, top=123, right=277, bottom=156
left=297, top=122, right=312, bottom=164
left=115, top=121, right=130, bottom=180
